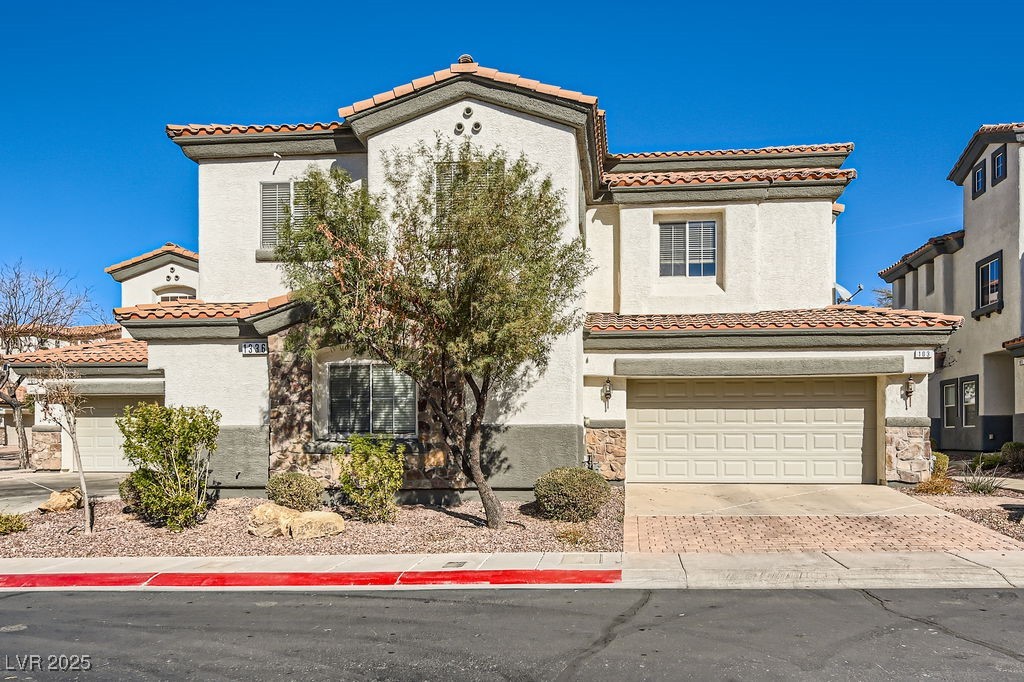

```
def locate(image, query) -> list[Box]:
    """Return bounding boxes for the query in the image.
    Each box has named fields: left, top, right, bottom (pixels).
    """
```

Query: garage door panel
left=63, top=395, right=162, bottom=472
left=626, top=378, right=875, bottom=483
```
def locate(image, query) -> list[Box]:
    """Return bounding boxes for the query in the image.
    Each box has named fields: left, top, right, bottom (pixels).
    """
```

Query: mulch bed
left=902, top=479, right=1024, bottom=544
left=0, top=488, right=623, bottom=558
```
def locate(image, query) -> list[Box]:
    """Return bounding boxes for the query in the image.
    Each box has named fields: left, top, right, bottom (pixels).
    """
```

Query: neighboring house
left=6, top=57, right=961, bottom=492
left=0, top=323, right=121, bottom=453
left=880, top=122, right=1023, bottom=453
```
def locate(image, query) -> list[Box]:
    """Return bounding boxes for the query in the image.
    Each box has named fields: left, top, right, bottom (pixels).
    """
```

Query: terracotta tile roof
left=59, top=324, right=122, bottom=341
left=105, top=243, right=199, bottom=274
left=611, top=143, right=854, bottom=160
left=114, top=294, right=293, bottom=322
left=1004, top=336, right=1024, bottom=351
left=603, top=167, right=856, bottom=188
left=878, top=229, right=965, bottom=278
left=166, top=122, right=345, bottom=139
left=586, top=306, right=962, bottom=332
left=949, top=122, right=1024, bottom=182
left=4, top=338, right=147, bottom=366
left=337, top=57, right=599, bottom=119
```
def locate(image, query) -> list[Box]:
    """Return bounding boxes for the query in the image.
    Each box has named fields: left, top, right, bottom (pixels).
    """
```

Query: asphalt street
left=0, top=473, right=122, bottom=514
left=1, top=588, right=1023, bottom=680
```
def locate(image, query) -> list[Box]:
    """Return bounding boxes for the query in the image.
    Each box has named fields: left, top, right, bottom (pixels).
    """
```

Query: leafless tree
left=873, top=286, right=893, bottom=307
left=38, top=361, right=92, bottom=533
left=0, top=261, right=95, bottom=468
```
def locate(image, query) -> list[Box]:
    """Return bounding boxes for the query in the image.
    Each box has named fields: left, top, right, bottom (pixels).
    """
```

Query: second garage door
left=626, top=377, right=876, bottom=483
left=62, top=396, right=163, bottom=472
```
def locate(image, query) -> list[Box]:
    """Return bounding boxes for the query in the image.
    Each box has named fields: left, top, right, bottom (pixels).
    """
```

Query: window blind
left=659, top=221, right=716, bottom=277
left=328, top=364, right=416, bottom=436
left=261, top=182, right=291, bottom=248
left=329, top=364, right=372, bottom=434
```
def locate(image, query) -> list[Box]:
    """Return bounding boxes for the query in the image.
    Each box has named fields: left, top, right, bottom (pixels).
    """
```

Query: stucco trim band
left=585, top=419, right=627, bottom=429
left=614, top=356, right=905, bottom=377
left=884, top=417, right=933, bottom=428
left=68, top=379, right=165, bottom=396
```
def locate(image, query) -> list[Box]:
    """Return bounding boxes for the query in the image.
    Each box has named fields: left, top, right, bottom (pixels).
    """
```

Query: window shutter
left=261, top=183, right=290, bottom=248
left=291, top=181, right=309, bottom=226
left=329, top=365, right=371, bottom=434
left=370, top=365, right=417, bottom=434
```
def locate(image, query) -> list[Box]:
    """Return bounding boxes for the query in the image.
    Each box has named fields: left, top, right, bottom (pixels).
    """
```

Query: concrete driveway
left=624, top=483, right=1024, bottom=554
left=0, top=472, right=124, bottom=514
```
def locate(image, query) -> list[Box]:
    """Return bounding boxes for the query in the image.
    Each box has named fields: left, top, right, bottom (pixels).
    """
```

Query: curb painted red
left=0, top=569, right=622, bottom=589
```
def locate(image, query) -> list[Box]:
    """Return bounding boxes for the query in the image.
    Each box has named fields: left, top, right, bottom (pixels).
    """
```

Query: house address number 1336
left=240, top=341, right=269, bottom=356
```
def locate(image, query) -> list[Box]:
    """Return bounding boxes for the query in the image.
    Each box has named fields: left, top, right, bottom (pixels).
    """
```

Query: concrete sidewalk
left=4, top=550, right=1024, bottom=590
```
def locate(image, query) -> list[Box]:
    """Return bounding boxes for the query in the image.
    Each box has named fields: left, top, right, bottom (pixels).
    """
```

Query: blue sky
left=2, top=1, right=1020, bottom=320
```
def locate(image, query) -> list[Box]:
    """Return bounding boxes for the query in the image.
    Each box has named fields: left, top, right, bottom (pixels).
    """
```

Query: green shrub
left=117, top=403, right=221, bottom=531
left=118, top=472, right=144, bottom=510
left=335, top=436, right=405, bottom=523
left=970, top=452, right=1003, bottom=470
left=931, top=452, right=949, bottom=479
left=266, top=472, right=323, bottom=511
left=0, top=512, right=27, bottom=535
left=1001, top=442, right=1024, bottom=473
left=534, top=467, right=611, bottom=522
left=962, top=463, right=1002, bottom=495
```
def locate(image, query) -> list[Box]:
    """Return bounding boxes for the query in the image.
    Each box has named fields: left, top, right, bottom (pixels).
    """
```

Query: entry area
left=62, top=395, right=162, bottom=472
left=626, top=377, right=876, bottom=483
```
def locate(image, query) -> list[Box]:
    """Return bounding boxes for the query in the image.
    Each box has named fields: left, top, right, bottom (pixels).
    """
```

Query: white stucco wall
left=119, top=262, right=199, bottom=307
left=365, top=98, right=584, bottom=428
left=584, top=205, right=618, bottom=312
left=146, top=340, right=269, bottom=426
left=613, top=199, right=836, bottom=314
left=197, top=154, right=367, bottom=302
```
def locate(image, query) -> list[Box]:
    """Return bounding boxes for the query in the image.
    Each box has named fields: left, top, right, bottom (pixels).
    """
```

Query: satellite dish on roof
left=834, top=282, right=864, bottom=304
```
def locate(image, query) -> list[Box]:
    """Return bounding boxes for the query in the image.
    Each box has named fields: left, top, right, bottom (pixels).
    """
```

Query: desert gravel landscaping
left=905, top=480, right=1024, bottom=545
left=0, top=488, right=623, bottom=558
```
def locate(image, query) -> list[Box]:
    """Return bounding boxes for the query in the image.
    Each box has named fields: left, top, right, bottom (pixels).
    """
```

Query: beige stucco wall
left=611, top=199, right=836, bottom=315
left=146, top=341, right=269, bottom=426
left=119, top=262, right=199, bottom=307
left=197, top=154, right=367, bottom=302
left=365, top=98, right=584, bottom=428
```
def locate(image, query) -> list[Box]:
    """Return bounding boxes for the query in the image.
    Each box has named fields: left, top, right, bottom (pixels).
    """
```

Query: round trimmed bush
left=534, top=467, right=611, bottom=522
left=118, top=472, right=144, bottom=510
left=1001, top=442, right=1024, bottom=473
left=266, top=472, right=324, bottom=511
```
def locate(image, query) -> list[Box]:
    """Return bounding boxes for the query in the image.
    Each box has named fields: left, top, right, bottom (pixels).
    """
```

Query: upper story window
left=659, top=220, right=717, bottom=277
left=974, top=251, right=1003, bottom=318
left=992, top=145, right=1008, bottom=186
left=260, top=181, right=308, bottom=249
left=971, top=160, right=986, bottom=199
left=328, top=363, right=417, bottom=437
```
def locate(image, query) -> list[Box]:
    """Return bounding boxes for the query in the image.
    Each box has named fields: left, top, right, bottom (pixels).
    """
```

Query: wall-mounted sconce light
left=601, top=378, right=613, bottom=402
left=903, top=377, right=915, bottom=406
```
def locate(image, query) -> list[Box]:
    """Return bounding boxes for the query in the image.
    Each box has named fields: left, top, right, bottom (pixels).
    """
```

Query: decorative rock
left=38, top=487, right=83, bottom=513
left=423, top=448, right=446, bottom=470
left=288, top=511, right=346, bottom=540
left=247, top=502, right=301, bottom=538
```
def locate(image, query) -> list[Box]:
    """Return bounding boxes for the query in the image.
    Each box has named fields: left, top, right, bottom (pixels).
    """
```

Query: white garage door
left=63, top=396, right=162, bottom=472
left=626, top=378, right=876, bottom=483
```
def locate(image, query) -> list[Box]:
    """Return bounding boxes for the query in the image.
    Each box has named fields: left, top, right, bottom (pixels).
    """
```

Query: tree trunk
left=12, top=403, right=30, bottom=470
left=68, top=420, right=92, bottom=534
left=466, top=420, right=504, bottom=530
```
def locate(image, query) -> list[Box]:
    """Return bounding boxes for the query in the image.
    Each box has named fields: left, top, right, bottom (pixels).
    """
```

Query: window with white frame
left=942, top=383, right=957, bottom=428
left=328, top=363, right=416, bottom=436
left=971, top=161, right=986, bottom=199
left=260, top=181, right=308, bottom=249
left=659, top=220, right=717, bottom=277
left=962, top=378, right=978, bottom=428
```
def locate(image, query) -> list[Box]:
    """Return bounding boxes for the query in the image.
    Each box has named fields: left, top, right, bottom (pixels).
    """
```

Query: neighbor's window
left=659, top=221, right=717, bottom=277
left=961, top=378, right=978, bottom=428
left=971, top=161, right=986, bottom=199
left=260, top=181, right=308, bottom=249
left=328, top=363, right=416, bottom=436
left=976, top=252, right=1002, bottom=313
left=942, top=383, right=957, bottom=428
left=992, top=145, right=1008, bottom=186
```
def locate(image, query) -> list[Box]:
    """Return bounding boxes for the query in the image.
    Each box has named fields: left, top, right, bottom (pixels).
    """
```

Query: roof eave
left=948, top=129, right=1024, bottom=184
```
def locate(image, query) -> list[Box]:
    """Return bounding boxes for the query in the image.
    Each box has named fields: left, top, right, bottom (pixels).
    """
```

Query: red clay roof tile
left=877, top=229, right=965, bottom=278
left=166, top=122, right=344, bottom=139
left=113, top=293, right=295, bottom=323
left=587, top=306, right=962, bottom=332
left=4, top=338, right=147, bottom=366
left=336, top=60, right=600, bottom=119
left=612, top=143, right=854, bottom=160
left=1004, top=336, right=1024, bottom=350
left=105, top=243, right=199, bottom=274
left=603, top=167, right=856, bottom=188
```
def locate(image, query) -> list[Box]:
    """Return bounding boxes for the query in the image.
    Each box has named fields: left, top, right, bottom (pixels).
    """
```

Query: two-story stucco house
left=880, top=123, right=1023, bottom=453
left=9, top=57, right=961, bottom=492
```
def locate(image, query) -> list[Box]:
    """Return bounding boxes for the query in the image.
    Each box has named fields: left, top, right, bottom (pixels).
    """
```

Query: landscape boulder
left=247, top=503, right=346, bottom=539
left=287, top=511, right=346, bottom=540
left=247, top=502, right=301, bottom=538
left=38, top=487, right=83, bottom=513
